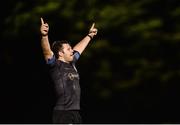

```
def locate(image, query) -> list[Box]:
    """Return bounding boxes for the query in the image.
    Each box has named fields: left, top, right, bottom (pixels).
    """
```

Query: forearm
left=73, top=35, right=92, bottom=54
left=41, top=35, right=53, bottom=61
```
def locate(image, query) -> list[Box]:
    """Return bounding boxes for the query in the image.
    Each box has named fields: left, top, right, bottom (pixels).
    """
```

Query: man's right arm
left=40, top=18, right=54, bottom=62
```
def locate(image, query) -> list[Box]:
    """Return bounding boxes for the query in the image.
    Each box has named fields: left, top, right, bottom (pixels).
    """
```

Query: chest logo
left=68, top=73, right=79, bottom=80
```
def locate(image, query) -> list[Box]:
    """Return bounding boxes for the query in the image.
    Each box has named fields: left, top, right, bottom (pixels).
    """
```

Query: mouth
left=70, top=52, right=74, bottom=57
left=70, top=54, right=74, bottom=57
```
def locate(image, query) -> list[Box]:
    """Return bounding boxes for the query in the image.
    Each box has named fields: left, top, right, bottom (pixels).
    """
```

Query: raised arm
left=40, top=17, right=54, bottom=62
left=73, top=23, right=98, bottom=54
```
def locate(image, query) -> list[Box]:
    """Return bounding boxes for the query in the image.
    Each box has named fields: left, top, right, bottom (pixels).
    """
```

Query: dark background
left=0, top=0, right=180, bottom=123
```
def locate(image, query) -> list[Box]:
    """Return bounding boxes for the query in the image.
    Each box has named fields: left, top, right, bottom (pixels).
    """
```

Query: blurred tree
left=1, top=0, right=180, bottom=100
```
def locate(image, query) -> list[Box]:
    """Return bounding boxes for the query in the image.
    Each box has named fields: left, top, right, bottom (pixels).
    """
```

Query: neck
left=58, top=57, right=70, bottom=63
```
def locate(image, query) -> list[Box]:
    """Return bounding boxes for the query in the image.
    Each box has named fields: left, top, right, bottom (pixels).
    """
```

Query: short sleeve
left=73, top=50, right=80, bottom=63
left=47, top=55, right=56, bottom=66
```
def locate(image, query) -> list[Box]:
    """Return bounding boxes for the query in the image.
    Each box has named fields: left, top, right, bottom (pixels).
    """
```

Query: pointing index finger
left=40, top=17, right=44, bottom=25
left=90, top=23, right=95, bottom=30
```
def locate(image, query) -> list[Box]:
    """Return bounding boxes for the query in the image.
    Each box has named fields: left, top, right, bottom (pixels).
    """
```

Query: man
left=40, top=17, right=97, bottom=124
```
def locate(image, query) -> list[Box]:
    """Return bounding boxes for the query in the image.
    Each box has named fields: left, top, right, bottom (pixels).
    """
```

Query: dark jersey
left=47, top=51, right=81, bottom=110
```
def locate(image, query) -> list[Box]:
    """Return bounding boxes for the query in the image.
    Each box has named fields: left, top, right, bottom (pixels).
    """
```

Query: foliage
left=1, top=0, right=180, bottom=101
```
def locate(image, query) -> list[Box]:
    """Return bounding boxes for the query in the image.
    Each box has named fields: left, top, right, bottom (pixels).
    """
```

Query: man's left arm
left=73, top=23, right=98, bottom=55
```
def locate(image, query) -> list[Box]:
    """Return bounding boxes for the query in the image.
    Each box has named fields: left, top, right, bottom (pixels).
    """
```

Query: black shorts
left=52, top=110, right=82, bottom=124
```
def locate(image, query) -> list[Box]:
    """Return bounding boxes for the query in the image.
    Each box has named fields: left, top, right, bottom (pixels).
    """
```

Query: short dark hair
left=51, top=40, right=70, bottom=58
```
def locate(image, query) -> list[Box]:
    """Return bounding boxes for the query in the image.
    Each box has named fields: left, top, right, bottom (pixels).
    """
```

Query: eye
left=67, top=47, right=72, bottom=51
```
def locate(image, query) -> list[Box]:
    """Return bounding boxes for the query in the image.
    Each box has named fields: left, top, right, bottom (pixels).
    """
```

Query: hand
left=88, top=23, right=98, bottom=39
left=40, top=17, right=49, bottom=36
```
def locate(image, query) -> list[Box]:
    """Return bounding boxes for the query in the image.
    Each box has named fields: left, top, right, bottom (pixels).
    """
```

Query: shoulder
left=46, top=55, right=56, bottom=66
left=73, top=50, right=80, bottom=62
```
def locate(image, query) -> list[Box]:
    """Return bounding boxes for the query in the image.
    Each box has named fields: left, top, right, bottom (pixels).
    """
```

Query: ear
left=58, top=51, right=64, bottom=57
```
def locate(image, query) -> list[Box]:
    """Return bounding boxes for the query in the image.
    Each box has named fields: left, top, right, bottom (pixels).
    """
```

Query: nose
left=72, top=50, right=75, bottom=54
left=71, top=49, right=74, bottom=53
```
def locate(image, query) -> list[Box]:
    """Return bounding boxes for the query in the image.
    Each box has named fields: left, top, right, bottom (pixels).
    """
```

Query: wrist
left=42, top=35, right=48, bottom=39
left=42, top=34, right=48, bottom=37
left=87, top=34, right=93, bottom=40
